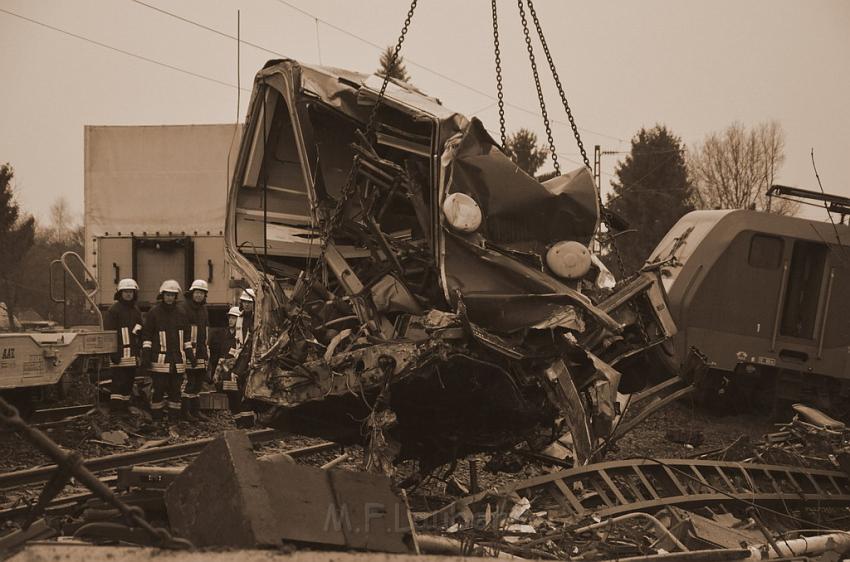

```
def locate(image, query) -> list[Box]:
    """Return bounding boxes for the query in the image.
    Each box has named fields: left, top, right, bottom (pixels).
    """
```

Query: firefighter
left=209, top=306, right=245, bottom=412
left=180, top=279, right=210, bottom=422
left=209, top=306, right=241, bottom=378
left=236, top=288, right=255, bottom=347
left=103, top=278, right=143, bottom=412
left=140, top=280, right=192, bottom=423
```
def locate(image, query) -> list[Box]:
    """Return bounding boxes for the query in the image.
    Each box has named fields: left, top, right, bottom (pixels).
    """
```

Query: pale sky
left=1, top=0, right=848, bottom=224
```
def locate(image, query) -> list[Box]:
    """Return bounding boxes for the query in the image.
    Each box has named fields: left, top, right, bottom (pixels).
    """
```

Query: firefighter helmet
left=227, top=306, right=242, bottom=317
left=159, top=279, right=181, bottom=294
left=239, top=288, right=256, bottom=302
left=189, top=279, right=209, bottom=292
left=117, top=278, right=139, bottom=292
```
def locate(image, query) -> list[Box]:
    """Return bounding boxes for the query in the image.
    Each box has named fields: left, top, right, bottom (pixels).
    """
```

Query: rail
left=49, top=251, right=103, bottom=329
left=0, top=428, right=339, bottom=490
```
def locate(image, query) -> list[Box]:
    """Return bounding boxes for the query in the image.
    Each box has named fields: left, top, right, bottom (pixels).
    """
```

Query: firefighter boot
left=164, top=407, right=178, bottom=427
left=191, top=397, right=209, bottom=421
left=181, top=399, right=199, bottom=422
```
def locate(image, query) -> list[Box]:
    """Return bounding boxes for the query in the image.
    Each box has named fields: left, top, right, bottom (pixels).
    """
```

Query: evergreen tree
left=505, top=128, right=548, bottom=176
left=377, top=46, right=410, bottom=82
left=0, top=164, right=36, bottom=330
left=607, top=126, right=693, bottom=273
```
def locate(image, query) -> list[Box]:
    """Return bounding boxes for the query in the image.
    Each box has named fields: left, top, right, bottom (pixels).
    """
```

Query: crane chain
left=276, top=0, right=420, bottom=327
left=516, top=0, right=560, bottom=176
left=524, top=0, right=590, bottom=172
left=491, top=0, right=507, bottom=149
left=520, top=0, right=644, bottom=341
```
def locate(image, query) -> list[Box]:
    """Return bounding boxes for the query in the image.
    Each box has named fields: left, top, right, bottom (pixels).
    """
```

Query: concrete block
left=164, top=430, right=412, bottom=553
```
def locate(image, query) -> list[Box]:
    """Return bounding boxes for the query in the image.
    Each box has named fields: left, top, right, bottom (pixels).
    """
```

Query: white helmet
left=227, top=306, right=242, bottom=317
left=189, top=279, right=209, bottom=292
left=239, top=288, right=256, bottom=302
left=159, top=279, right=181, bottom=294
left=117, top=278, right=139, bottom=292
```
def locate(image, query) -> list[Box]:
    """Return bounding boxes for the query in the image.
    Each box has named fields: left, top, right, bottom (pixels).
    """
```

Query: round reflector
left=442, top=192, right=482, bottom=233
left=546, top=241, right=592, bottom=279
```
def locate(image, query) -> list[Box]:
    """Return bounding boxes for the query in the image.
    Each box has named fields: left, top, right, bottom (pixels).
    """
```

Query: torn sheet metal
left=223, top=56, right=678, bottom=470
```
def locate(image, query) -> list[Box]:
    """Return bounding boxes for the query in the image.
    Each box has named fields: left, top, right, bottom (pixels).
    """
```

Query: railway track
left=0, top=435, right=341, bottom=523
left=0, top=428, right=339, bottom=491
left=30, top=404, right=96, bottom=423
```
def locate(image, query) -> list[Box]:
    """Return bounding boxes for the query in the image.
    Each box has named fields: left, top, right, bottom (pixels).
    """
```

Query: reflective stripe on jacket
left=141, top=301, right=190, bottom=374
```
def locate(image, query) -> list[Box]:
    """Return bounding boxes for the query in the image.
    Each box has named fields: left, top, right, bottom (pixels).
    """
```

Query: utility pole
left=593, top=145, right=601, bottom=189
left=593, top=145, right=620, bottom=190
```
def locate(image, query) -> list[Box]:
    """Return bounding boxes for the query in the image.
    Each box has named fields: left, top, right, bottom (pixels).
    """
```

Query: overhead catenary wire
left=22, top=0, right=627, bottom=146
left=0, top=7, right=251, bottom=93
left=0, top=7, right=249, bottom=93
left=810, top=148, right=849, bottom=263
left=269, top=0, right=625, bottom=143
left=130, top=0, right=286, bottom=59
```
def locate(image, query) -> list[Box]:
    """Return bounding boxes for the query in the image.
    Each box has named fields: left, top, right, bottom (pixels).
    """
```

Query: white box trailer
left=84, top=124, right=244, bottom=325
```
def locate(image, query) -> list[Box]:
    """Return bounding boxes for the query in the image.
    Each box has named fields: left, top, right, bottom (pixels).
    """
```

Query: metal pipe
left=574, top=512, right=689, bottom=552
left=746, top=532, right=850, bottom=560
left=320, top=453, right=349, bottom=470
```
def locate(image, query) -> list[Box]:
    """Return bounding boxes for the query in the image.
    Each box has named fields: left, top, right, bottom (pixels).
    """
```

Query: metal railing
left=49, top=251, right=103, bottom=329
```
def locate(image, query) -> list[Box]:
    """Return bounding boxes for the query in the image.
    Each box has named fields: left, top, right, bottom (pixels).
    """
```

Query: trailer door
left=133, top=237, right=193, bottom=304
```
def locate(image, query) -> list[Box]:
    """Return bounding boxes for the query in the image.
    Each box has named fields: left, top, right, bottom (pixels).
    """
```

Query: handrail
left=58, top=251, right=103, bottom=329
left=48, top=259, right=65, bottom=304
left=49, top=259, right=68, bottom=328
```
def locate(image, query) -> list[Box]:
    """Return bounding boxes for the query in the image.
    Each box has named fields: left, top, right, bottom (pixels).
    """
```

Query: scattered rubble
left=3, top=393, right=850, bottom=561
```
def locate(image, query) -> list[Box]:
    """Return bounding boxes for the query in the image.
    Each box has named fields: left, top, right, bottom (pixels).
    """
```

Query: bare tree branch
left=689, top=121, right=798, bottom=215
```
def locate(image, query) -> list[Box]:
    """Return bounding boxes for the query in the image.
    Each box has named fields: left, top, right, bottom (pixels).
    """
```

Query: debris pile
left=409, top=402, right=850, bottom=560
left=753, top=403, right=850, bottom=469
left=4, top=396, right=850, bottom=562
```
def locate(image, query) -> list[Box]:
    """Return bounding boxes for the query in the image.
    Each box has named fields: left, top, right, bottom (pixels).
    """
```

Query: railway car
left=648, top=206, right=850, bottom=413
left=0, top=252, right=117, bottom=416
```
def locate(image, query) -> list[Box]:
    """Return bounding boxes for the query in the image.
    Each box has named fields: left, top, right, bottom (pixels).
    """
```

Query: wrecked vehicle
left=224, top=58, right=677, bottom=469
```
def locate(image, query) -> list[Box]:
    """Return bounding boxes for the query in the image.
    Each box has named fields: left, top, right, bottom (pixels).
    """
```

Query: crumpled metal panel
left=224, top=57, right=679, bottom=469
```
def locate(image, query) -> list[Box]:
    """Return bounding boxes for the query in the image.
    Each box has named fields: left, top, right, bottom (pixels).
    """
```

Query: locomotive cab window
left=748, top=234, right=783, bottom=269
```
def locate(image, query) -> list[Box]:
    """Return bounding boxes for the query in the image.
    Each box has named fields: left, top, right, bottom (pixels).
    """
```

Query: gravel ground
left=0, top=380, right=783, bottom=515
left=608, top=397, right=776, bottom=460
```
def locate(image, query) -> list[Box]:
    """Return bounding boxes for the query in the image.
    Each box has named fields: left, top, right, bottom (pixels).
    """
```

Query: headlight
left=442, top=192, right=482, bottom=233
left=546, top=241, right=591, bottom=280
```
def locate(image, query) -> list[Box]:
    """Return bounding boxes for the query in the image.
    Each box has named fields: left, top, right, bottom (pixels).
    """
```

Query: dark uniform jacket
left=104, top=299, right=144, bottom=368
left=179, top=300, right=209, bottom=370
left=141, top=301, right=190, bottom=374
left=209, top=326, right=239, bottom=377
